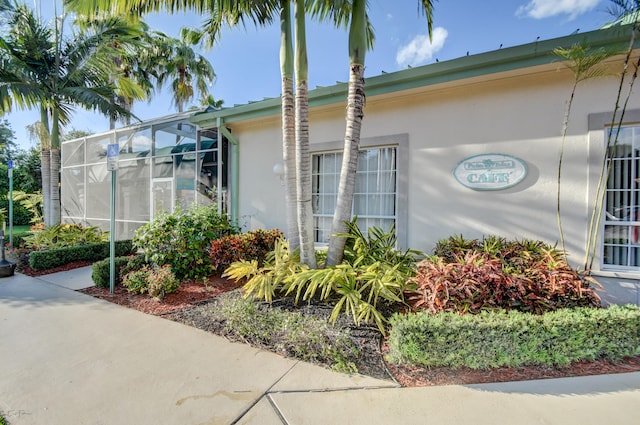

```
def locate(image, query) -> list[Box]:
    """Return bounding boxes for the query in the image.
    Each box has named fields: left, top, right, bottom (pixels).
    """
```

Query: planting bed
left=24, top=260, right=640, bottom=386
left=78, top=277, right=640, bottom=386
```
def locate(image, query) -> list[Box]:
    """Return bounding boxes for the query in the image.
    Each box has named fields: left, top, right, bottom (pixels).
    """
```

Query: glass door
left=152, top=178, right=173, bottom=219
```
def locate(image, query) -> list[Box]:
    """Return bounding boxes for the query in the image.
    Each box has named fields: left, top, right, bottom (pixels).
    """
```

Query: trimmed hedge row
left=386, top=306, right=640, bottom=369
left=29, top=240, right=135, bottom=271
left=91, top=255, right=140, bottom=289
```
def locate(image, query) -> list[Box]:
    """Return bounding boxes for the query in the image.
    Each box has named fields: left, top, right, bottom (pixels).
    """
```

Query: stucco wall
left=227, top=62, right=640, bottom=270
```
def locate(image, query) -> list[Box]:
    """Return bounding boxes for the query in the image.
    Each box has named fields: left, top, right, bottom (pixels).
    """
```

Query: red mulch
left=25, top=260, right=640, bottom=387
left=79, top=276, right=241, bottom=315
left=18, top=260, right=94, bottom=277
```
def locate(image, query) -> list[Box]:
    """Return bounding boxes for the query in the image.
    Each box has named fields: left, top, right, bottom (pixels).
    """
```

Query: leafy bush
left=11, top=228, right=32, bottom=247
left=225, top=222, right=420, bottom=333
left=28, top=240, right=135, bottom=271
left=209, top=228, right=283, bottom=273
left=122, top=264, right=179, bottom=300
left=204, top=292, right=358, bottom=373
left=134, top=205, right=238, bottom=279
left=387, top=305, right=640, bottom=369
left=23, top=223, right=108, bottom=250
left=340, top=218, right=423, bottom=272
left=121, top=267, right=150, bottom=295
left=11, top=190, right=43, bottom=225
left=0, top=199, right=34, bottom=225
left=406, top=235, right=601, bottom=314
left=92, top=254, right=146, bottom=289
left=147, top=265, right=180, bottom=299
left=224, top=239, right=306, bottom=303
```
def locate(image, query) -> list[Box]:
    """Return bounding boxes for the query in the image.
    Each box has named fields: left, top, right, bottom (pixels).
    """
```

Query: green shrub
left=406, top=235, right=601, bottom=314
left=209, top=229, right=283, bottom=273
left=0, top=199, right=34, bottom=225
left=92, top=254, right=146, bottom=289
left=29, top=240, right=135, bottom=271
left=225, top=222, right=419, bottom=334
left=224, top=239, right=305, bottom=303
left=122, top=266, right=151, bottom=295
left=122, top=264, right=179, bottom=300
left=23, top=224, right=108, bottom=250
left=387, top=305, right=640, bottom=369
left=134, top=205, right=238, bottom=280
left=340, top=218, right=423, bottom=272
left=147, top=265, right=180, bottom=299
left=11, top=228, right=31, bottom=247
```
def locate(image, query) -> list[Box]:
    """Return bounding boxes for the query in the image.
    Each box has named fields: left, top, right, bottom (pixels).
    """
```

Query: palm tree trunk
left=38, top=108, right=51, bottom=227
left=326, top=0, right=367, bottom=266
left=326, top=63, right=365, bottom=266
left=49, top=148, right=61, bottom=225
left=40, top=148, right=51, bottom=226
left=557, top=82, right=577, bottom=261
left=49, top=110, right=61, bottom=225
left=294, top=0, right=316, bottom=268
left=280, top=0, right=299, bottom=250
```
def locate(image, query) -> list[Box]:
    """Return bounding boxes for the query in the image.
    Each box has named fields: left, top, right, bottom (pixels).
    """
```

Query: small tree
left=584, top=2, right=640, bottom=271
left=554, top=43, right=614, bottom=260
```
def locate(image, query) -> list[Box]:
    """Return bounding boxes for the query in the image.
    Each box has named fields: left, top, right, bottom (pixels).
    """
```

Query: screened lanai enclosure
left=61, top=113, right=230, bottom=240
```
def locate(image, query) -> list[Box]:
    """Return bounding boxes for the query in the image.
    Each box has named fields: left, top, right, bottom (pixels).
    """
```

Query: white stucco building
left=62, top=24, right=640, bottom=278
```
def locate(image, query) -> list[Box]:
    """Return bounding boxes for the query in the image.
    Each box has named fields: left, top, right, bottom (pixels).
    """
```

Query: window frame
left=589, top=109, right=640, bottom=273
left=309, top=134, right=409, bottom=249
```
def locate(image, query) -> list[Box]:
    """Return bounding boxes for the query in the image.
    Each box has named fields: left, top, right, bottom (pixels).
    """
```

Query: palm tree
left=279, top=0, right=300, bottom=254
left=154, top=27, right=215, bottom=113
left=553, top=43, right=614, bottom=261
left=325, top=1, right=435, bottom=265
left=0, top=4, right=141, bottom=225
left=76, top=15, right=152, bottom=128
left=199, top=93, right=224, bottom=109
left=66, top=0, right=357, bottom=267
left=582, top=0, right=640, bottom=271
left=181, top=1, right=309, bottom=261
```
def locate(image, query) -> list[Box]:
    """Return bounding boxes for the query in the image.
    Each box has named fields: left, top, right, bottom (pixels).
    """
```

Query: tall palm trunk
left=294, top=0, right=316, bottom=267
left=49, top=109, right=61, bottom=225
left=280, top=0, right=299, bottom=250
left=556, top=79, right=577, bottom=260
left=38, top=108, right=51, bottom=226
left=326, top=0, right=367, bottom=266
left=40, top=147, right=51, bottom=226
left=554, top=43, right=613, bottom=263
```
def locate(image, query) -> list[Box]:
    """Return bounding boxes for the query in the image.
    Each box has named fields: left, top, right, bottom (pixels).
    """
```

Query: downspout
left=216, top=117, right=239, bottom=225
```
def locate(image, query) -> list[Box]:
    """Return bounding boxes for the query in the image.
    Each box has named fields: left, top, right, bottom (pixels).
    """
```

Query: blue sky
left=3, top=0, right=622, bottom=149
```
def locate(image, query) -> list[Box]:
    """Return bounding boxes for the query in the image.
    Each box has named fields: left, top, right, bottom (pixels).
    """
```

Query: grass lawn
left=11, top=225, right=30, bottom=233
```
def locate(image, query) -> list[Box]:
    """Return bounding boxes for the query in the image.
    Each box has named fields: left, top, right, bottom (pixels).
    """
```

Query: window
left=312, top=146, right=397, bottom=243
left=603, top=125, right=640, bottom=269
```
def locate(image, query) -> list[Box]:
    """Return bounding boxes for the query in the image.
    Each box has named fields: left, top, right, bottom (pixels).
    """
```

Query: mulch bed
left=25, top=261, right=640, bottom=387
left=79, top=276, right=241, bottom=316
left=18, top=260, right=94, bottom=277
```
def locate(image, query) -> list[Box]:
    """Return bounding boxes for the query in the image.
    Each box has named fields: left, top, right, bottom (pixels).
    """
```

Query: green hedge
left=0, top=199, right=34, bottom=225
left=29, top=240, right=135, bottom=271
left=387, top=306, right=640, bottom=369
left=91, top=255, right=137, bottom=289
left=9, top=228, right=31, bottom=247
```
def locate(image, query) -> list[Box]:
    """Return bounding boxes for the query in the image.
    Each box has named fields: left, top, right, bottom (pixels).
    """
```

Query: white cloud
left=516, top=0, right=601, bottom=20
left=396, top=27, right=448, bottom=67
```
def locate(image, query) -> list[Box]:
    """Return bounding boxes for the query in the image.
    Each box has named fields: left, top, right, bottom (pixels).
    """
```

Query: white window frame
left=310, top=134, right=409, bottom=249
left=589, top=110, right=640, bottom=274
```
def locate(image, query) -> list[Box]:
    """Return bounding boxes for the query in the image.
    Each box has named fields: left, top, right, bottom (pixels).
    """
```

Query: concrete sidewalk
left=0, top=271, right=639, bottom=425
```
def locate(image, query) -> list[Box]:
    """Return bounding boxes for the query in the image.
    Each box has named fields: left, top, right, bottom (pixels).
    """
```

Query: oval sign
left=453, top=153, right=527, bottom=191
